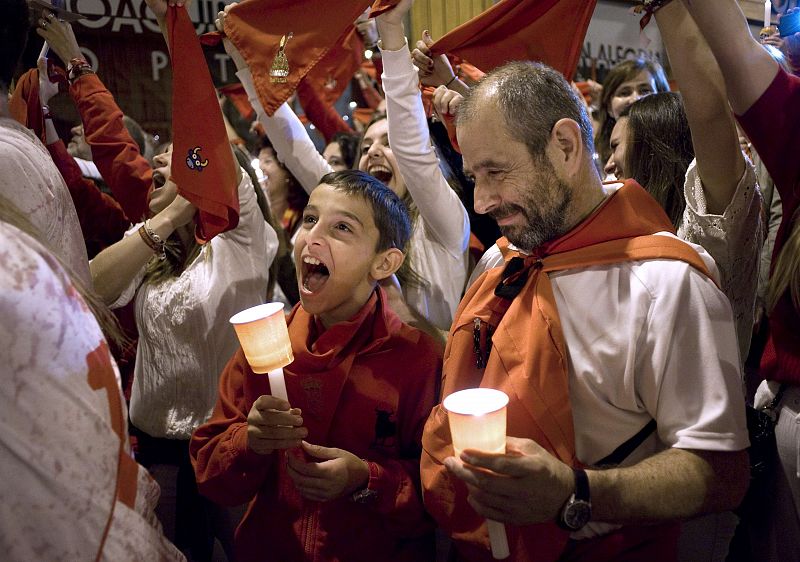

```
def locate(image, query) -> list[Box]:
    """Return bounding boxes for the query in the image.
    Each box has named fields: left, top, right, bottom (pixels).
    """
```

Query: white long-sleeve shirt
left=380, top=41, right=471, bottom=330
left=238, top=50, right=471, bottom=330
left=110, top=174, right=277, bottom=439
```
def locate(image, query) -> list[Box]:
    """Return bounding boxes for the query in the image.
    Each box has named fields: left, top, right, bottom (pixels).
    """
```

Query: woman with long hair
left=605, top=4, right=763, bottom=365
left=606, top=93, right=694, bottom=227
left=89, top=143, right=278, bottom=560
left=594, top=58, right=670, bottom=167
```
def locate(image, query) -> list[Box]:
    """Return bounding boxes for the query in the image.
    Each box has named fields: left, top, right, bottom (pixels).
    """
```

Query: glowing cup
left=230, top=303, right=293, bottom=400
left=444, top=388, right=510, bottom=560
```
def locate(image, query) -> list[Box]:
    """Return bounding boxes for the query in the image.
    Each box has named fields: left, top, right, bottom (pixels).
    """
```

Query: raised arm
left=681, top=0, right=779, bottom=115
left=655, top=2, right=745, bottom=214
left=238, top=69, right=332, bottom=193
left=410, top=30, right=470, bottom=96
left=89, top=178, right=196, bottom=305
left=376, top=0, right=470, bottom=255
left=37, top=15, right=154, bottom=222
left=36, top=57, right=132, bottom=248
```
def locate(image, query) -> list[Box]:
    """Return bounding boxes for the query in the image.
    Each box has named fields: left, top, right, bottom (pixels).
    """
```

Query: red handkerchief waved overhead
left=168, top=6, right=239, bottom=243
left=367, top=0, right=402, bottom=18
left=430, top=0, right=598, bottom=78
left=302, top=26, right=364, bottom=111
left=221, top=0, right=376, bottom=116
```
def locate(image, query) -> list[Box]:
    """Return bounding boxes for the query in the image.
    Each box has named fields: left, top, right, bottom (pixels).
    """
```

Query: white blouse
left=110, top=174, right=278, bottom=439
left=677, top=158, right=763, bottom=362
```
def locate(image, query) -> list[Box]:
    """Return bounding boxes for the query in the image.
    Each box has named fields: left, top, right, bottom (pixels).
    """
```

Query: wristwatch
left=350, top=461, right=378, bottom=504
left=350, top=487, right=378, bottom=504
left=558, top=468, right=592, bottom=531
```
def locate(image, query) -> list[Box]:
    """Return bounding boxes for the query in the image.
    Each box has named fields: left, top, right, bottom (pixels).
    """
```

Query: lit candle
left=230, top=302, right=293, bottom=401
left=444, top=388, right=510, bottom=560
left=765, top=1, right=772, bottom=29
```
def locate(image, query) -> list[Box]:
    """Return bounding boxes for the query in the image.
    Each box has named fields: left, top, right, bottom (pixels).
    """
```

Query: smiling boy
left=191, top=170, right=440, bottom=561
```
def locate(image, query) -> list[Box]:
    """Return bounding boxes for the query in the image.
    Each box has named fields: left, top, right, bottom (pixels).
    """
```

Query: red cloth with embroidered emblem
left=219, top=0, right=365, bottom=116
left=421, top=181, right=712, bottom=561
left=167, top=5, right=239, bottom=243
left=191, top=288, right=440, bottom=561
left=429, top=0, right=597, bottom=78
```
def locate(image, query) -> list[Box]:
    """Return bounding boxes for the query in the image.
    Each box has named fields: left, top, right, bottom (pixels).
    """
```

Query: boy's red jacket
left=191, top=288, right=440, bottom=561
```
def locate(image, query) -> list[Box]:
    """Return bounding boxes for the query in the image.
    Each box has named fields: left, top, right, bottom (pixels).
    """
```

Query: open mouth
left=368, top=165, right=393, bottom=184
left=152, top=171, right=167, bottom=189
left=300, top=255, right=330, bottom=293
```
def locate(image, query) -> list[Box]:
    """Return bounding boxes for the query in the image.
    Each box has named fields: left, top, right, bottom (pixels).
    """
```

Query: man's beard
left=489, top=173, right=573, bottom=253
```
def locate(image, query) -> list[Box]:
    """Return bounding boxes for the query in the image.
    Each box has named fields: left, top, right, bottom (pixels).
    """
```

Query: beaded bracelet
left=632, top=0, right=675, bottom=30
left=137, top=220, right=167, bottom=260
left=67, top=57, right=93, bottom=83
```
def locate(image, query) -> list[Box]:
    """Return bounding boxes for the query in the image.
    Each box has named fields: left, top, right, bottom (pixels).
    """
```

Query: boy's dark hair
left=621, top=92, right=693, bottom=228
left=1, top=0, right=31, bottom=92
left=319, top=170, right=411, bottom=253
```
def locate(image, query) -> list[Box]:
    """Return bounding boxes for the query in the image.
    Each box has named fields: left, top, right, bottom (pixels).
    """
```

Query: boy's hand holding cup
left=247, top=395, right=307, bottom=455
left=286, top=442, right=370, bottom=502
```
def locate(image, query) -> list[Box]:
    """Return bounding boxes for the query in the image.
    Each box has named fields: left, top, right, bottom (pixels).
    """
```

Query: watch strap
left=573, top=467, right=590, bottom=502
left=557, top=467, right=592, bottom=531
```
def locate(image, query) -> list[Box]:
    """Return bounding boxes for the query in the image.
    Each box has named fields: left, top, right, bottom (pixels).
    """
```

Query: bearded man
left=420, top=61, right=750, bottom=562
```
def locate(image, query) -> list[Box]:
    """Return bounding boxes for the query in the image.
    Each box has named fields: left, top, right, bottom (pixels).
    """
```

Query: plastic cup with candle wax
left=230, top=302, right=293, bottom=401
left=444, top=388, right=511, bottom=560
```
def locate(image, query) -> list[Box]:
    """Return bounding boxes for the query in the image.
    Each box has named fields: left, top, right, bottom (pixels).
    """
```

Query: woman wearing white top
left=90, top=145, right=278, bottom=559
left=217, top=4, right=470, bottom=333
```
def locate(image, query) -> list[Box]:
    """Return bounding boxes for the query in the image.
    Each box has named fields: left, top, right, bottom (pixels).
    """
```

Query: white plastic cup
left=444, top=388, right=511, bottom=559
left=229, top=303, right=293, bottom=374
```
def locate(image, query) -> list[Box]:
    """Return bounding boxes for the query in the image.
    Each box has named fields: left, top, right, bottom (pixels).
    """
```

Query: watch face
left=563, top=500, right=591, bottom=530
left=351, top=488, right=379, bottom=504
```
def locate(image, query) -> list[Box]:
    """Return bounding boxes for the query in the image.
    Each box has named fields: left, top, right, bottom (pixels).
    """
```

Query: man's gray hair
left=457, top=61, right=594, bottom=158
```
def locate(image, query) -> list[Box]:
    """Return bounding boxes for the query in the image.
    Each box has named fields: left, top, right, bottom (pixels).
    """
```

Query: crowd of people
left=0, top=0, right=798, bottom=561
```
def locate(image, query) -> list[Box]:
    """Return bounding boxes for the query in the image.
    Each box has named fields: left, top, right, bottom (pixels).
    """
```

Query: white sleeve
left=679, top=157, right=764, bottom=360
left=236, top=68, right=333, bottom=194
left=212, top=172, right=279, bottom=276
left=467, top=243, right=504, bottom=288
left=380, top=41, right=470, bottom=258
left=636, top=262, right=749, bottom=452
